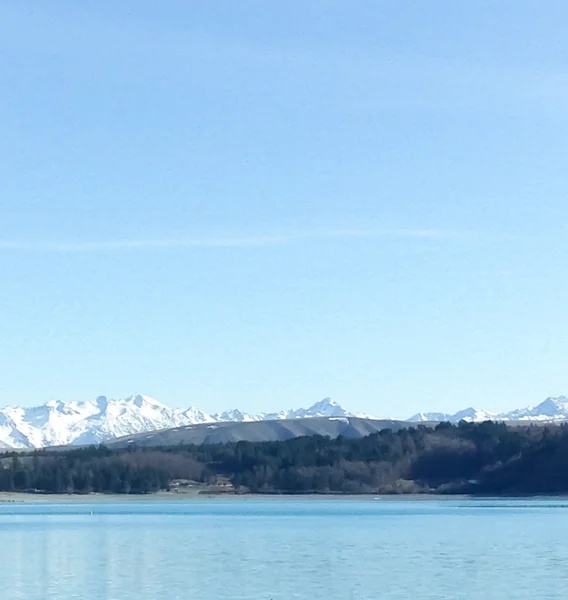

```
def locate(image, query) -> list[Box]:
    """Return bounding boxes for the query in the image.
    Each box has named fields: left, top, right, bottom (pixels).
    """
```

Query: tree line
left=1, top=421, right=567, bottom=495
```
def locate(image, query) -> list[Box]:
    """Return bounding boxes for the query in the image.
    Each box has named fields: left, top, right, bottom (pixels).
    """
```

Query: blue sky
left=1, top=1, right=567, bottom=417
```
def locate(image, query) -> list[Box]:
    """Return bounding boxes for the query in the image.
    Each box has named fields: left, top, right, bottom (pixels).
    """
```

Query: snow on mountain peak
left=212, top=408, right=257, bottom=422
left=0, top=395, right=366, bottom=449
left=452, top=407, right=497, bottom=422
left=536, top=396, right=568, bottom=414
left=3, top=392, right=568, bottom=451
left=406, top=396, right=568, bottom=424
left=182, top=407, right=214, bottom=424
left=290, top=397, right=353, bottom=419
left=310, top=397, right=342, bottom=411
left=406, top=412, right=451, bottom=423
left=128, top=393, right=163, bottom=408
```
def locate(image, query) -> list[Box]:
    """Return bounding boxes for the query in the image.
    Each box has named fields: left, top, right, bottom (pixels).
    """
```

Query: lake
left=1, top=498, right=568, bottom=599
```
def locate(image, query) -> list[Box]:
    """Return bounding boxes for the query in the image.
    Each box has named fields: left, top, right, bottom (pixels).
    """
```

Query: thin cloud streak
left=0, top=229, right=460, bottom=253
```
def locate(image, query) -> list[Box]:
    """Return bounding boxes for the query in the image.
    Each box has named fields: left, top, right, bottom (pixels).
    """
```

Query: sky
left=1, top=1, right=567, bottom=418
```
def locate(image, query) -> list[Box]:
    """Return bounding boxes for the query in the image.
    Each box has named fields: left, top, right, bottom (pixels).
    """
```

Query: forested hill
left=1, top=421, right=568, bottom=496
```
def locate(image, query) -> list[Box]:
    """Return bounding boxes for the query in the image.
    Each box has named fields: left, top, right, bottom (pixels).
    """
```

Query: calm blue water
left=1, top=498, right=568, bottom=599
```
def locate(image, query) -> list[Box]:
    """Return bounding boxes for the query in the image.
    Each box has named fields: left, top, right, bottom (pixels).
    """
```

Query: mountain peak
left=213, top=409, right=258, bottom=422
left=291, top=398, right=352, bottom=419
left=533, top=396, right=568, bottom=416
left=539, top=395, right=568, bottom=407
left=407, top=396, right=568, bottom=424
left=126, top=393, right=161, bottom=407
left=310, top=397, right=340, bottom=409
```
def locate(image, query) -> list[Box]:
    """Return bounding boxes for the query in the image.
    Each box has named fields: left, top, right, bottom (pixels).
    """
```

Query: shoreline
left=3, top=491, right=565, bottom=504
left=0, top=490, right=477, bottom=503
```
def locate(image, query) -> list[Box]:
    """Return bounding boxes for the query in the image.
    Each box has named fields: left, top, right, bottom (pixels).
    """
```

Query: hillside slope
left=106, top=417, right=416, bottom=448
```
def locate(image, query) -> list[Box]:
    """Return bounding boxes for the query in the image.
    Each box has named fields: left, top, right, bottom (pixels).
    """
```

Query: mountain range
left=1, top=394, right=568, bottom=450
left=407, top=396, right=568, bottom=423
left=0, top=395, right=370, bottom=449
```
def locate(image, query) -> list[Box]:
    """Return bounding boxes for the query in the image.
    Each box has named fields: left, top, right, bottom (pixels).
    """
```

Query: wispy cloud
left=0, top=228, right=459, bottom=253
left=0, top=236, right=287, bottom=252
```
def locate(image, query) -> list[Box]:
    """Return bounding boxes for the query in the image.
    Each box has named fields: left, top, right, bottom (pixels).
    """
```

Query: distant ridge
left=2, top=393, right=567, bottom=450
left=407, top=396, right=568, bottom=424
left=0, top=395, right=374, bottom=449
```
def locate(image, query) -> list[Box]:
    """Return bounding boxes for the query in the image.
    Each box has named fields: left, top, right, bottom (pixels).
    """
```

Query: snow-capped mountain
left=502, top=396, right=568, bottom=421
left=4, top=393, right=568, bottom=451
left=211, top=398, right=363, bottom=423
left=0, top=395, right=366, bottom=450
left=408, top=408, right=497, bottom=423
left=289, top=398, right=355, bottom=419
left=0, top=395, right=193, bottom=449
left=407, top=397, right=568, bottom=424
left=210, top=409, right=263, bottom=423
